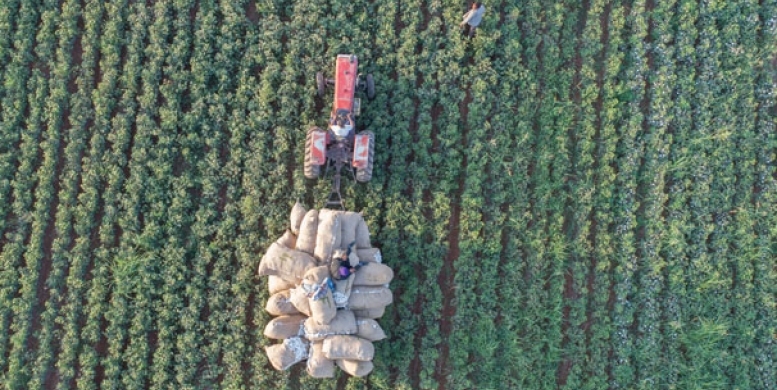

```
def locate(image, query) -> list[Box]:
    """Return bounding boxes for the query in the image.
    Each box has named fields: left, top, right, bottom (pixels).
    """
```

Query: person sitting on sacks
left=337, top=261, right=362, bottom=280
left=332, top=242, right=365, bottom=280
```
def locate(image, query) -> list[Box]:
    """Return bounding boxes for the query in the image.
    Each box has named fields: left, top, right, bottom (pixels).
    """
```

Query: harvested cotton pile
left=257, top=201, right=393, bottom=377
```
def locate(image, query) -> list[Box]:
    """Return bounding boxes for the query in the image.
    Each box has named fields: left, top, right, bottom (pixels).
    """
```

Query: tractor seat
left=331, top=124, right=351, bottom=138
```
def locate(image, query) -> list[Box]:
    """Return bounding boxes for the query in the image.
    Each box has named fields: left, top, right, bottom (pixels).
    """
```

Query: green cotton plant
left=0, top=0, right=773, bottom=386
left=110, top=251, right=157, bottom=298
left=27, top=0, right=103, bottom=380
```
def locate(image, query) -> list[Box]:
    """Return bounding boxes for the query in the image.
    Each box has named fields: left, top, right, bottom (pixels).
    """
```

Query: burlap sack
left=307, top=342, right=335, bottom=378
left=257, top=243, right=316, bottom=280
left=290, top=201, right=307, bottom=235
left=355, top=318, right=387, bottom=341
left=339, top=211, right=363, bottom=249
left=336, top=359, right=374, bottom=377
left=300, top=265, right=337, bottom=324
left=309, top=289, right=336, bottom=325
left=263, top=315, right=306, bottom=339
left=356, top=248, right=382, bottom=263
left=296, top=209, right=319, bottom=255
left=352, top=263, right=394, bottom=286
left=322, top=335, right=374, bottom=361
left=348, top=287, right=393, bottom=310
left=327, top=249, right=343, bottom=276
left=355, top=219, right=371, bottom=248
left=266, top=337, right=309, bottom=371
left=333, top=276, right=354, bottom=308
left=303, top=265, right=330, bottom=285
left=314, top=209, right=342, bottom=263
left=268, top=275, right=296, bottom=295
left=304, top=309, right=357, bottom=341
left=352, top=307, right=385, bottom=319
left=274, top=229, right=297, bottom=250
left=266, top=290, right=300, bottom=316
left=348, top=251, right=361, bottom=267
left=289, top=287, right=312, bottom=316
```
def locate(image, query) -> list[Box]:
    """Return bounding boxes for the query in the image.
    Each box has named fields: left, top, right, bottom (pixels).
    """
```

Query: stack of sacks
left=258, top=201, right=394, bottom=377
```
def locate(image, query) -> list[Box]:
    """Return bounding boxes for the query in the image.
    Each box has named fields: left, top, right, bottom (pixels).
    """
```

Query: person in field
left=332, top=241, right=364, bottom=280
left=460, top=2, right=486, bottom=39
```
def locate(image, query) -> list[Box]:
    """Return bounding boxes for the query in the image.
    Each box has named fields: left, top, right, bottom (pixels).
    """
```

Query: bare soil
left=394, top=0, right=405, bottom=35
left=432, top=78, right=471, bottom=389
left=556, top=0, right=591, bottom=383
left=69, top=36, right=83, bottom=95
left=404, top=50, right=426, bottom=390
left=93, top=316, right=109, bottom=385
left=584, top=6, right=612, bottom=368
left=245, top=0, right=259, bottom=23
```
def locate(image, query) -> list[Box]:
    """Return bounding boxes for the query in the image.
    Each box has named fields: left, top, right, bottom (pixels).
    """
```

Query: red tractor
left=305, top=54, right=376, bottom=208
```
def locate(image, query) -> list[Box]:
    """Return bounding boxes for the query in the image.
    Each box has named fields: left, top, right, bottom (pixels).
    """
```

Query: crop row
left=0, top=1, right=774, bottom=389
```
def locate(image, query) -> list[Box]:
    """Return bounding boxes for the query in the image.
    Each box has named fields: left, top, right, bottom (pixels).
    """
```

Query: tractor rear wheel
left=355, top=130, right=374, bottom=183
left=316, top=72, right=326, bottom=97
left=366, top=74, right=375, bottom=100
left=305, top=127, right=322, bottom=180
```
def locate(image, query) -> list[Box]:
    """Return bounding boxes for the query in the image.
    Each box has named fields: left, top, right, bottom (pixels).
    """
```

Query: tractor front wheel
left=305, top=127, right=323, bottom=180
left=316, top=72, right=326, bottom=97
left=365, top=74, right=375, bottom=100
left=355, top=130, right=374, bottom=183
